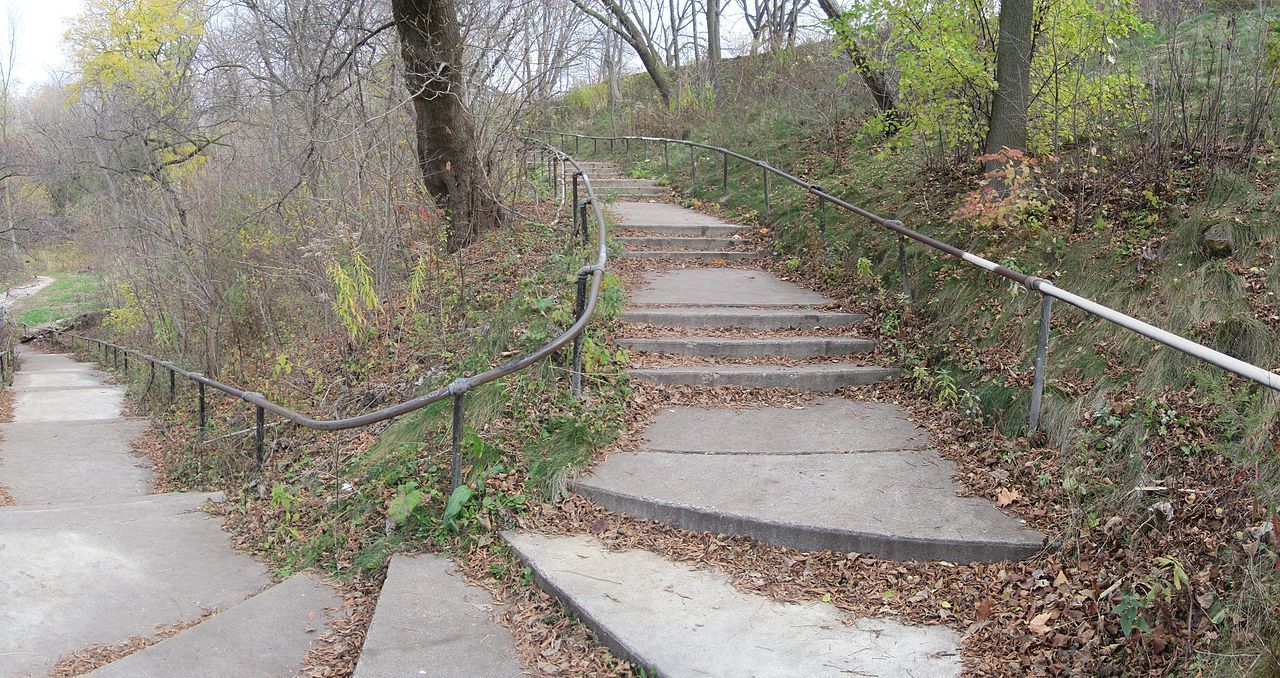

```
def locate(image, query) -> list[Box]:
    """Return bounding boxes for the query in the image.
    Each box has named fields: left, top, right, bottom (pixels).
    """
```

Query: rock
left=1202, top=223, right=1234, bottom=257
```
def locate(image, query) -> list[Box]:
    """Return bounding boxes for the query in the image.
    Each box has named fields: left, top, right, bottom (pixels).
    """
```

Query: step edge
left=571, top=484, right=1045, bottom=563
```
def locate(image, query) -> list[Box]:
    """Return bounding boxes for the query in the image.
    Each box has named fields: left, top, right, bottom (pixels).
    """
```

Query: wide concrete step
left=621, top=306, right=866, bottom=330
left=598, top=186, right=666, bottom=197
left=622, top=250, right=760, bottom=261
left=591, top=179, right=659, bottom=189
left=616, top=236, right=739, bottom=250
left=354, top=554, right=521, bottom=677
left=633, top=268, right=831, bottom=307
left=642, top=398, right=929, bottom=454
left=608, top=202, right=726, bottom=226
left=503, top=532, right=961, bottom=676
left=0, top=419, right=151, bottom=506
left=88, top=573, right=341, bottom=678
left=574, top=450, right=1044, bottom=562
left=629, top=364, right=900, bottom=390
left=618, top=336, right=876, bottom=359
left=616, top=223, right=747, bottom=237
left=0, top=492, right=270, bottom=676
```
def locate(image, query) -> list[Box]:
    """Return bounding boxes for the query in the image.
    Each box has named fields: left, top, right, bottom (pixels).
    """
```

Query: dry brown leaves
left=301, top=578, right=380, bottom=678
left=49, top=612, right=214, bottom=676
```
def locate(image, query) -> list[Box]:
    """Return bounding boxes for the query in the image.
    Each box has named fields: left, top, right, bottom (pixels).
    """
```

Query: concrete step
left=621, top=306, right=866, bottom=330
left=618, top=336, right=876, bottom=359
left=574, top=449, right=1044, bottom=562
left=0, top=419, right=151, bottom=505
left=642, top=398, right=929, bottom=454
left=88, top=573, right=341, bottom=678
left=633, top=268, right=831, bottom=307
left=502, top=532, right=961, bottom=676
left=591, top=179, right=659, bottom=189
left=597, top=186, right=666, bottom=197
left=621, top=249, right=760, bottom=261
left=608, top=202, right=728, bottom=227
left=354, top=554, right=521, bottom=677
left=615, top=236, right=739, bottom=250
left=629, top=364, right=900, bottom=390
left=0, top=492, right=270, bottom=676
left=11, top=385, right=126, bottom=423
left=616, top=223, right=747, bottom=237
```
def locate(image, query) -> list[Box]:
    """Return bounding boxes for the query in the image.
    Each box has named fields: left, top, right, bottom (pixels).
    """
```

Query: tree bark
left=985, top=0, right=1033, bottom=170
left=706, top=0, right=720, bottom=94
left=816, top=0, right=899, bottom=134
left=392, top=0, right=506, bottom=251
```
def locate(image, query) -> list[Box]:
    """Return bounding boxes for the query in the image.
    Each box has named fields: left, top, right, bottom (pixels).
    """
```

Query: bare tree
left=569, top=0, right=674, bottom=103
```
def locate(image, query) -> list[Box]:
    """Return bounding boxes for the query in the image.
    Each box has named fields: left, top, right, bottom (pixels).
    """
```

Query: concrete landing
left=629, top=363, right=900, bottom=390
left=503, top=531, right=961, bottom=677
left=354, top=554, right=521, bottom=677
left=0, top=492, right=271, bottom=676
left=89, top=573, right=341, bottom=678
left=632, top=268, right=831, bottom=307
left=574, top=450, right=1043, bottom=562
left=643, top=398, right=930, bottom=453
left=621, top=306, right=866, bottom=329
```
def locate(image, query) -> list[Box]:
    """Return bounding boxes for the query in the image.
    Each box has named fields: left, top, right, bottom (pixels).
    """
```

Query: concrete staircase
left=0, top=347, right=341, bottom=676
left=499, top=160, right=1046, bottom=675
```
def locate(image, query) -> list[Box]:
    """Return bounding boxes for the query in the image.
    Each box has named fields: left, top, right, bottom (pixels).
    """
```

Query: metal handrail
left=39, top=135, right=610, bottom=488
left=550, top=130, right=1280, bottom=432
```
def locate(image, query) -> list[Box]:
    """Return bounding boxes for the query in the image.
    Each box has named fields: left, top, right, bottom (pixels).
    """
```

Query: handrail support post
left=898, top=236, right=912, bottom=303
left=1029, top=295, right=1053, bottom=434
left=450, top=393, right=465, bottom=491
left=721, top=152, right=729, bottom=201
left=255, top=405, right=265, bottom=470
left=571, top=272, right=589, bottom=397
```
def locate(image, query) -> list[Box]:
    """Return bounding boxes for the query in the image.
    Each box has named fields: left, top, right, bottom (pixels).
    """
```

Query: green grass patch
left=13, top=273, right=105, bottom=326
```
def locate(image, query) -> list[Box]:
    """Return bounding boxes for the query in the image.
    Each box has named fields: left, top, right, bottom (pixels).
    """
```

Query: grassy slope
left=555, top=13, right=1279, bottom=674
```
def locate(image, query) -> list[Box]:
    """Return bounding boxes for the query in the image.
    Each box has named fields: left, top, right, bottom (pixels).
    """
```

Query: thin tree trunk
left=392, top=0, right=507, bottom=251
left=816, top=0, right=900, bottom=134
left=706, top=0, right=720, bottom=93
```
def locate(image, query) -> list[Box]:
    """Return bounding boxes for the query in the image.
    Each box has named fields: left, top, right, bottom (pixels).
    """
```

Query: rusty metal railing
left=38, top=136, right=608, bottom=488
left=550, top=130, right=1280, bottom=432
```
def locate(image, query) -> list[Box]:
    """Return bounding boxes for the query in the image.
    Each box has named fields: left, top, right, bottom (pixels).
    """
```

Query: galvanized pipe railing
left=38, top=136, right=609, bottom=488
left=552, top=131, right=1280, bottom=431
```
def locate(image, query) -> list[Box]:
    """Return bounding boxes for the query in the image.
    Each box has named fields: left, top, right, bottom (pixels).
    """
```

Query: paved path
left=504, top=160, right=1047, bottom=676
left=0, top=345, right=338, bottom=676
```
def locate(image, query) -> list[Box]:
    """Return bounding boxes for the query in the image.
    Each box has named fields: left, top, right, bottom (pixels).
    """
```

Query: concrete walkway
left=0, top=345, right=335, bottom=676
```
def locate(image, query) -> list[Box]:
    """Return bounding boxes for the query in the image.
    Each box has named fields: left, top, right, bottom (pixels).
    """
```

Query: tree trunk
left=571, top=0, right=674, bottom=104
left=816, top=0, right=899, bottom=134
left=985, top=0, right=1033, bottom=171
left=706, top=0, right=720, bottom=94
left=392, top=0, right=506, bottom=251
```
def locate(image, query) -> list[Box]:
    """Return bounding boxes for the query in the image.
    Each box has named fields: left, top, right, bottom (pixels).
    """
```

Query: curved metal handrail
left=42, top=135, right=611, bottom=487
left=549, top=130, right=1280, bottom=423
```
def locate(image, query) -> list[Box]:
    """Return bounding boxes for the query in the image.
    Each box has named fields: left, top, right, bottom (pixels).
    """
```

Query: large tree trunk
left=985, top=0, right=1033, bottom=170
left=816, top=0, right=899, bottom=134
left=392, top=0, right=506, bottom=251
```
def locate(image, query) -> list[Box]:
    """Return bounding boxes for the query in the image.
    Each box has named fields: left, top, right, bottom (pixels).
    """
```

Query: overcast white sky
left=2, top=0, right=83, bottom=92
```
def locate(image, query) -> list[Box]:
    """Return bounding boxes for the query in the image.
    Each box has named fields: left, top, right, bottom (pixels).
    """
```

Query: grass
left=12, top=273, right=105, bottom=326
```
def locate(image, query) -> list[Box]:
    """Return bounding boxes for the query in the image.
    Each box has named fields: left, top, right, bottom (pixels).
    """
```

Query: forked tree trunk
left=985, top=0, right=1033, bottom=172
left=706, top=0, right=721, bottom=94
left=392, top=0, right=507, bottom=251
